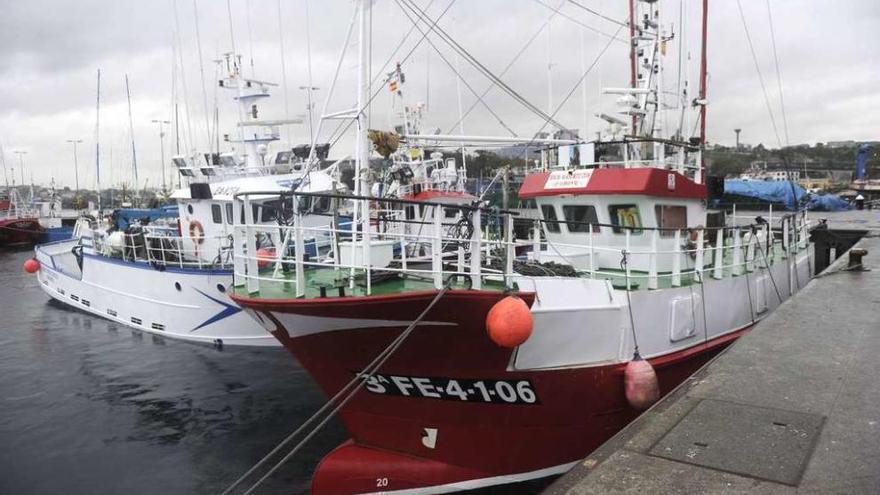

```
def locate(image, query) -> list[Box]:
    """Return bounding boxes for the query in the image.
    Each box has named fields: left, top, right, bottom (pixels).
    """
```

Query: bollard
left=847, top=248, right=868, bottom=270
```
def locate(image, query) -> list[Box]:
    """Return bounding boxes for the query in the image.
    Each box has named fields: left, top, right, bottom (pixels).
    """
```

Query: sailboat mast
left=95, top=68, right=102, bottom=212
left=125, top=74, right=138, bottom=183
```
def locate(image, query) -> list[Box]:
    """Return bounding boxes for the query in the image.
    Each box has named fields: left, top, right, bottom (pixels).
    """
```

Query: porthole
left=187, top=204, right=194, bottom=214
left=217, top=284, right=226, bottom=293
left=174, top=282, right=182, bottom=291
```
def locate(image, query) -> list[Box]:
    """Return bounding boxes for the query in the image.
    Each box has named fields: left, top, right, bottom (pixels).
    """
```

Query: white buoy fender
left=624, top=356, right=660, bottom=410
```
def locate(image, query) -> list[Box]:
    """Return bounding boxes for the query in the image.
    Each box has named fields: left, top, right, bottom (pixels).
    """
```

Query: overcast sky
left=0, top=0, right=877, bottom=189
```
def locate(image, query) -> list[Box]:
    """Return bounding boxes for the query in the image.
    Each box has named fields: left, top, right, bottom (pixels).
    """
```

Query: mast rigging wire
left=192, top=0, right=212, bottom=149
left=735, top=0, right=783, bottom=149
left=531, top=0, right=627, bottom=44
left=321, top=0, right=457, bottom=152
left=446, top=0, right=566, bottom=135
left=765, top=0, right=790, bottom=147
left=221, top=280, right=454, bottom=495
left=396, top=0, right=570, bottom=132
left=393, top=0, right=518, bottom=136
left=245, top=0, right=256, bottom=78
left=304, top=0, right=317, bottom=145
left=525, top=23, right=625, bottom=145
left=172, top=0, right=196, bottom=156
left=276, top=0, right=291, bottom=145
left=566, top=0, right=629, bottom=28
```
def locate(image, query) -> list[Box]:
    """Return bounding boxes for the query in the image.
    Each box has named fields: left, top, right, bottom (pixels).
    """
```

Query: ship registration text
left=358, top=373, right=539, bottom=405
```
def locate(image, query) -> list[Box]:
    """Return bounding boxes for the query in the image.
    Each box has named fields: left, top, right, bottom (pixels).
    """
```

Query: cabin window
left=444, top=208, right=459, bottom=219
left=655, top=205, right=688, bottom=237
left=405, top=206, right=416, bottom=220
left=540, top=205, right=561, bottom=233
left=225, top=203, right=233, bottom=224
left=563, top=205, right=599, bottom=233
left=260, top=201, right=279, bottom=222
left=211, top=204, right=223, bottom=224
left=608, top=204, right=642, bottom=234
left=310, top=196, right=331, bottom=214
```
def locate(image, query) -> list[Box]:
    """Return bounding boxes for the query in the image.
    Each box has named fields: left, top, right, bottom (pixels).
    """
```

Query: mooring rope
left=222, top=278, right=454, bottom=495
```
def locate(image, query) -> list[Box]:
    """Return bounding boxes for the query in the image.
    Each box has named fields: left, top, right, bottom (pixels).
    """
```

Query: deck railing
left=83, top=226, right=236, bottom=270
left=230, top=191, right=811, bottom=297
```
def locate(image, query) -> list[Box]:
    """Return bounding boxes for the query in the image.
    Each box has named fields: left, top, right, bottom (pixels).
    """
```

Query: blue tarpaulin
left=723, top=180, right=849, bottom=211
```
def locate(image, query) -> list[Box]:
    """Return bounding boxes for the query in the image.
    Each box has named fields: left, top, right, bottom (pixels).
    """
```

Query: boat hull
left=34, top=239, right=278, bottom=346
left=233, top=247, right=813, bottom=494
left=0, top=217, right=44, bottom=247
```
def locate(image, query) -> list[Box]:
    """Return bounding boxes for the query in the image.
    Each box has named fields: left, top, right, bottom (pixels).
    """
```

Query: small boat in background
left=0, top=189, right=44, bottom=248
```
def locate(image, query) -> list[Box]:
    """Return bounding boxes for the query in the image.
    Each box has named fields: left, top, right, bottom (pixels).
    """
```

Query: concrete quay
left=545, top=210, right=880, bottom=495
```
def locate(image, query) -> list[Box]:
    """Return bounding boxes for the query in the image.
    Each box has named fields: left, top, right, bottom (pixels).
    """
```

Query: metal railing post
left=588, top=224, right=595, bottom=279
left=746, top=228, right=756, bottom=272
left=432, top=206, right=442, bottom=289
left=648, top=229, right=658, bottom=289
left=624, top=230, right=632, bottom=290
left=695, top=229, right=705, bottom=278
left=782, top=216, right=789, bottom=259
left=363, top=198, right=372, bottom=295
left=294, top=205, right=305, bottom=298
left=232, top=201, right=246, bottom=287
left=505, top=214, right=514, bottom=288
left=713, top=228, right=724, bottom=279
left=532, top=221, right=541, bottom=263
left=243, top=197, right=260, bottom=294
left=733, top=228, right=743, bottom=275
left=672, top=229, right=682, bottom=287
left=470, top=208, right=482, bottom=290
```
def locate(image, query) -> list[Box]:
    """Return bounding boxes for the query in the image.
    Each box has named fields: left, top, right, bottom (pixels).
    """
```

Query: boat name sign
left=358, top=372, right=539, bottom=405
left=545, top=169, right=593, bottom=190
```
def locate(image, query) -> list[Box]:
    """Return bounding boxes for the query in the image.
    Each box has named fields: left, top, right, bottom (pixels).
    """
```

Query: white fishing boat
left=29, top=54, right=343, bottom=347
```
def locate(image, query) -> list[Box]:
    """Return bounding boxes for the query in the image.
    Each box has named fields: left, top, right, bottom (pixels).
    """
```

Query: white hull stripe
left=256, top=311, right=456, bottom=338
left=357, top=461, right=578, bottom=495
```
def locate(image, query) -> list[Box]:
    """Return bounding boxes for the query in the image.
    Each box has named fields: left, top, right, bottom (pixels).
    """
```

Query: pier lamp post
left=151, top=120, right=171, bottom=193
left=13, top=150, right=27, bottom=186
left=66, top=139, right=83, bottom=191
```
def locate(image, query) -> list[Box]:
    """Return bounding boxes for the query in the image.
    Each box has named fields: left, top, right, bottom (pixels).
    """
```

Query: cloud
left=0, top=0, right=877, bottom=188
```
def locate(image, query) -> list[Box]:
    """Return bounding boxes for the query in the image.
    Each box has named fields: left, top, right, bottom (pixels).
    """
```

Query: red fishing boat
left=225, top=1, right=815, bottom=493
left=0, top=189, right=44, bottom=247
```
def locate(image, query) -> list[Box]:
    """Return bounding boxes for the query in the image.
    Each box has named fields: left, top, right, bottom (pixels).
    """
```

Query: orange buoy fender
left=23, top=258, right=40, bottom=274
left=256, top=248, right=276, bottom=269
left=486, top=295, right=533, bottom=348
left=624, top=355, right=660, bottom=410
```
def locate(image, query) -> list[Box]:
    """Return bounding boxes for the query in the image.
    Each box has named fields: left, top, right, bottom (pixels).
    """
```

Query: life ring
left=189, top=220, right=205, bottom=245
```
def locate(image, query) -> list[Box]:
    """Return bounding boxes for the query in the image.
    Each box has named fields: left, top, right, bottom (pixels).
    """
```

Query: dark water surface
left=1, top=248, right=552, bottom=495
left=0, top=249, right=344, bottom=494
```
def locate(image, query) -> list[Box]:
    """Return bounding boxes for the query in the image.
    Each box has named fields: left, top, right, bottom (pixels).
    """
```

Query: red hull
left=235, top=290, right=746, bottom=494
left=0, top=217, right=44, bottom=247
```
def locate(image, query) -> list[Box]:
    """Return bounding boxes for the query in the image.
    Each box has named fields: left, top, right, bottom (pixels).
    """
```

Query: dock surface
left=546, top=210, right=880, bottom=494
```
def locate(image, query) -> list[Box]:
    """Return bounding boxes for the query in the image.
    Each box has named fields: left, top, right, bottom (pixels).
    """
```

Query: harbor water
left=1, top=248, right=547, bottom=494
left=0, top=248, right=343, bottom=494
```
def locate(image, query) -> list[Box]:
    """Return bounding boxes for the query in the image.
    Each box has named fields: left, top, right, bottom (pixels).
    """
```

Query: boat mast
left=0, top=140, right=8, bottom=188
left=125, top=74, right=138, bottom=184
left=95, top=68, right=102, bottom=212
left=353, top=0, right=371, bottom=289
left=628, top=0, right=637, bottom=135
left=698, top=0, right=709, bottom=183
